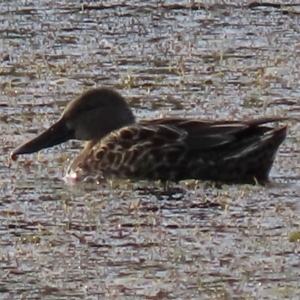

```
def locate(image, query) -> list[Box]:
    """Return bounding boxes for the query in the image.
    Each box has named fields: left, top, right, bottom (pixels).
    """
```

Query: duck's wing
left=140, top=117, right=287, bottom=152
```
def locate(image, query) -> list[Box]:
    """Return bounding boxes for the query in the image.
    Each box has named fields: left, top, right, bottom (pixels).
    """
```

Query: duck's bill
left=10, top=118, right=74, bottom=161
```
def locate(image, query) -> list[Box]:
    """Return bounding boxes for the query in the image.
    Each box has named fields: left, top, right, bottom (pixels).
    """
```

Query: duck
left=10, top=87, right=288, bottom=185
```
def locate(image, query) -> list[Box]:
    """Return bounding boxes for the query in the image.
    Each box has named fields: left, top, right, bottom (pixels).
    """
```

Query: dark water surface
left=2, top=1, right=300, bottom=299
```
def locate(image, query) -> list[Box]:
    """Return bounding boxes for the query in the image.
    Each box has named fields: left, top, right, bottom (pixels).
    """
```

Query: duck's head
left=11, top=88, right=135, bottom=161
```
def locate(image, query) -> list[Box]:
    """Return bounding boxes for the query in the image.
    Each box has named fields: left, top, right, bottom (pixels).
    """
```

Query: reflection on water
left=2, top=1, right=300, bottom=299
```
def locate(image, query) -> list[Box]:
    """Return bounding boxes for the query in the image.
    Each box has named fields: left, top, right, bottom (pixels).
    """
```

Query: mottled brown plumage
left=11, top=88, right=288, bottom=185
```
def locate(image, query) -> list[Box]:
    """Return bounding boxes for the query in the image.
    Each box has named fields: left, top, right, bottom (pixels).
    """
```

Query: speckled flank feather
left=11, top=88, right=288, bottom=185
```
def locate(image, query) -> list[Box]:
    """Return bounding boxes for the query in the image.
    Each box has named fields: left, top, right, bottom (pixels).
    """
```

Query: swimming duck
left=11, top=88, right=287, bottom=185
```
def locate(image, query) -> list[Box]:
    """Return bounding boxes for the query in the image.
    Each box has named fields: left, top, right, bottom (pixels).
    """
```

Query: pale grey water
left=1, top=1, right=300, bottom=299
